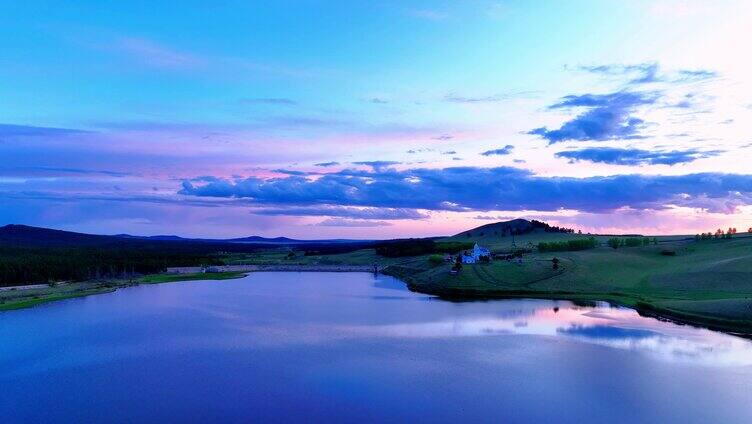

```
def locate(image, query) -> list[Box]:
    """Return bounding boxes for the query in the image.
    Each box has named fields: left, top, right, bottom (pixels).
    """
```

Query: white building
left=461, top=244, right=491, bottom=264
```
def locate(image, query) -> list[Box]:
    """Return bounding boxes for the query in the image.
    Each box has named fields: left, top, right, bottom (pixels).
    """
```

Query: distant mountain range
left=1, top=218, right=572, bottom=249
left=114, top=232, right=365, bottom=244
left=0, top=224, right=371, bottom=248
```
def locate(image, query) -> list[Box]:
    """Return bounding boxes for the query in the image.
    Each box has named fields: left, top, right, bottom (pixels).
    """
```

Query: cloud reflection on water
left=333, top=304, right=752, bottom=367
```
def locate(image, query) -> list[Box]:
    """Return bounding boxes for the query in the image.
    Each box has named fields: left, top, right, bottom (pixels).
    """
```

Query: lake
left=2, top=272, right=752, bottom=423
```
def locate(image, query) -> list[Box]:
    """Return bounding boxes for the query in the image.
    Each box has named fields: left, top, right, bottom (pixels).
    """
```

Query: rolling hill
left=447, top=219, right=580, bottom=250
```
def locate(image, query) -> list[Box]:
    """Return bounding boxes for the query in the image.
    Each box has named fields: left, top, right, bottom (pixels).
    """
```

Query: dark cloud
left=432, top=134, right=453, bottom=141
left=314, top=161, right=340, bottom=167
left=273, top=169, right=310, bottom=176
left=481, top=145, right=514, bottom=156
left=548, top=91, right=659, bottom=109
left=555, top=147, right=724, bottom=166
left=442, top=150, right=456, bottom=155
left=529, top=91, right=658, bottom=144
left=368, top=98, right=389, bottom=104
left=179, top=165, right=752, bottom=214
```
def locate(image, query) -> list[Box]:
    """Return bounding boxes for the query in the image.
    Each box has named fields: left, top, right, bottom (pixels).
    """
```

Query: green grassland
left=138, top=271, right=247, bottom=284
left=0, top=272, right=247, bottom=311
left=388, top=232, right=752, bottom=335
left=222, top=248, right=406, bottom=267
left=0, top=282, right=117, bottom=311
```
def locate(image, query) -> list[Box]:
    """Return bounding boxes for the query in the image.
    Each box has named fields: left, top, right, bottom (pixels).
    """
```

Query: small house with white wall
left=461, top=244, right=491, bottom=264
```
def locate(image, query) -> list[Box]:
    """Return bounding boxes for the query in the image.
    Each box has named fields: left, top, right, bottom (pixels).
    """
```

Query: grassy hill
left=389, top=230, right=752, bottom=335
left=445, top=218, right=586, bottom=251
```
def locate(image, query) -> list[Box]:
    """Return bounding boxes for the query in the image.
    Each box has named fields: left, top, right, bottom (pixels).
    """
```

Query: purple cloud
left=529, top=91, right=658, bottom=144
left=556, top=147, right=724, bottom=166
left=481, top=145, right=514, bottom=156
left=180, top=165, right=752, bottom=214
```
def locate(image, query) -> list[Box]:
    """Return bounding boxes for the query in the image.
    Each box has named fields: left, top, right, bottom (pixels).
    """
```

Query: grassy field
left=222, top=248, right=405, bottom=267
left=0, top=272, right=247, bottom=311
left=138, top=271, right=247, bottom=284
left=0, top=282, right=117, bottom=311
left=389, top=232, right=752, bottom=335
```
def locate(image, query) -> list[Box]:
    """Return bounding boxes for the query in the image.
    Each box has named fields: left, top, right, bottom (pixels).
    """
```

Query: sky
left=1, top=0, right=752, bottom=239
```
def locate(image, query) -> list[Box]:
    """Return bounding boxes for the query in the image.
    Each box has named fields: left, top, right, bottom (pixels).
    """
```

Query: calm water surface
left=2, top=272, right=752, bottom=423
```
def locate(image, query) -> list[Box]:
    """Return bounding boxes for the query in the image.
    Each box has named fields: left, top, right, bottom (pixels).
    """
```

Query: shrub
left=428, top=254, right=444, bottom=265
left=624, top=237, right=644, bottom=247
left=607, top=237, right=651, bottom=249
left=607, top=238, right=622, bottom=249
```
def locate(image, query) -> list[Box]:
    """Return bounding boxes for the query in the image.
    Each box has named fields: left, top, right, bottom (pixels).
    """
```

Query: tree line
left=695, top=228, right=745, bottom=240
left=374, top=239, right=475, bottom=257
left=537, top=237, right=598, bottom=252
left=607, top=237, right=657, bottom=249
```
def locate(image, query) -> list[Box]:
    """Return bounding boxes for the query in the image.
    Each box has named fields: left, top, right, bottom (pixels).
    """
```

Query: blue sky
left=1, top=1, right=752, bottom=238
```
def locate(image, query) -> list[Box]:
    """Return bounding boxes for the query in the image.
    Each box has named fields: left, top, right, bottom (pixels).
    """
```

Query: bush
left=624, top=237, right=644, bottom=247
left=428, top=254, right=444, bottom=265
left=607, top=237, right=650, bottom=249
left=607, top=238, right=622, bottom=249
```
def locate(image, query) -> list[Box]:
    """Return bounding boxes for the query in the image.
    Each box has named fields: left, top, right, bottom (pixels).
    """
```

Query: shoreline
left=3, top=267, right=752, bottom=339
left=0, top=267, right=379, bottom=312
left=166, top=264, right=381, bottom=274
left=399, top=281, right=752, bottom=339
